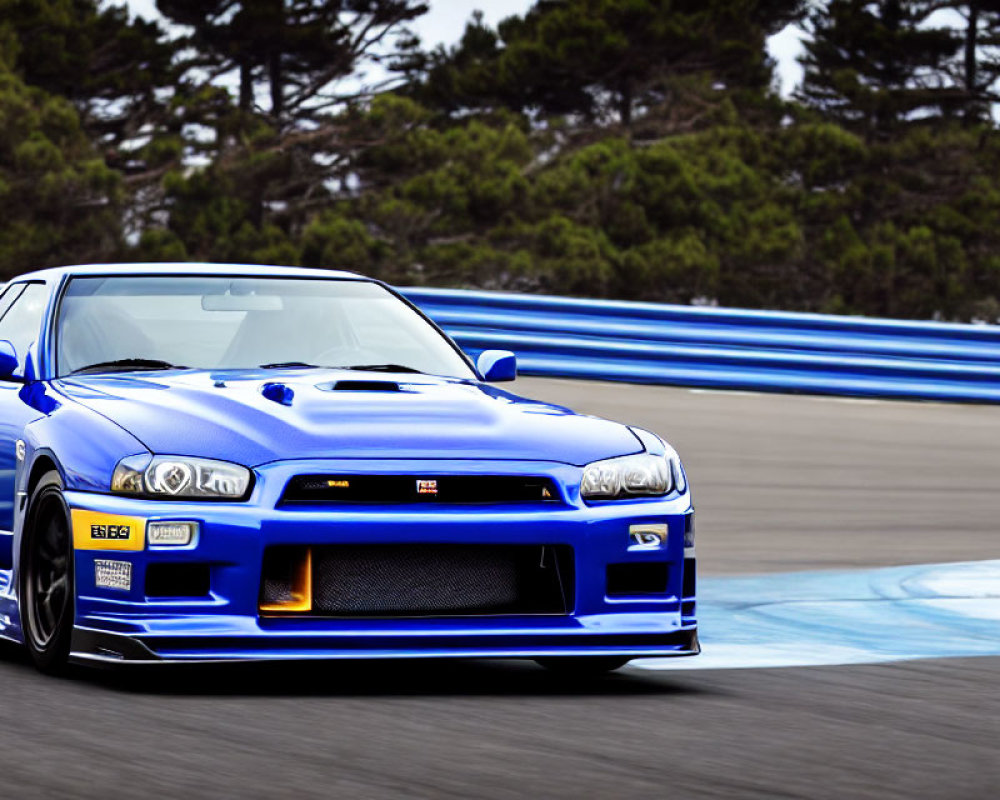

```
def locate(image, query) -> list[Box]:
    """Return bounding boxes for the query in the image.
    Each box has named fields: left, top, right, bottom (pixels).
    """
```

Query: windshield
left=56, top=275, right=475, bottom=379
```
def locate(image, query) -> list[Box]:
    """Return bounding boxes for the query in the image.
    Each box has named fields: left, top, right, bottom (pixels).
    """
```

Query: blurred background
left=3, top=0, right=1000, bottom=322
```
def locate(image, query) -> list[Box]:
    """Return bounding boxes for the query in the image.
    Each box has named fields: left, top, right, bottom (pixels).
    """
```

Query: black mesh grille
left=260, top=548, right=302, bottom=605
left=261, top=544, right=574, bottom=617
left=280, top=475, right=562, bottom=505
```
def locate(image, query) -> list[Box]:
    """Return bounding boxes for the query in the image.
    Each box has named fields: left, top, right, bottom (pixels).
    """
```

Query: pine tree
left=0, top=38, right=122, bottom=275
left=917, top=1, right=1000, bottom=119
left=0, top=0, right=173, bottom=165
left=156, top=0, right=428, bottom=126
left=417, top=0, right=806, bottom=125
left=799, top=0, right=961, bottom=135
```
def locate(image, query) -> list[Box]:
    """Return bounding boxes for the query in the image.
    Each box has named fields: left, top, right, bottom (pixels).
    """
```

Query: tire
left=19, top=470, right=74, bottom=674
left=535, top=656, right=631, bottom=675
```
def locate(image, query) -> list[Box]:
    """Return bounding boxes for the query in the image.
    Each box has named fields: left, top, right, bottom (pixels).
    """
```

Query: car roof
left=11, top=263, right=367, bottom=283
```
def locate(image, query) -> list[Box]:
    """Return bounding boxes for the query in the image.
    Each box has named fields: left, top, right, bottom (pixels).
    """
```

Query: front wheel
left=535, top=656, right=631, bottom=675
left=20, top=470, right=74, bottom=674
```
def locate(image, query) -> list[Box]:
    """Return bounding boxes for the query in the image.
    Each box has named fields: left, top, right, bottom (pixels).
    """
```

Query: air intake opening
left=682, top=557, right=696, bottom=598
left=260, top=544, right=574, bottom=617
left=259, top=548, right=312, bottom=612
left=606, top=562, right=669, bottom=597
left=682, top=557, right=696, bottom=617
left=146, top=564, right=211, bottom=598
left=332, top=380, right=401, bottom=392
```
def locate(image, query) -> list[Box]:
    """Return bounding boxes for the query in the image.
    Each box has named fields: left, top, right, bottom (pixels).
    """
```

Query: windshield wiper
left=259, top=361, right=318, bottom=369
left=335, top=363, right=424, bottom=374
left=71, top=358, right=186, bottom=375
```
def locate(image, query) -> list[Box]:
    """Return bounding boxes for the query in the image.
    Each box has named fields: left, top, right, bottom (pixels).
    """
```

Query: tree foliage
left=3, top=0, right=1000, bottom=321
left=156, top=0, right=427, bottom=124
left=417, top=0, right=805, bottom=124
left=0, top=1, right=173, bottom=159
left=0, top=43, right=121, bottom=274
left=799, top=0, right=961, bottom=134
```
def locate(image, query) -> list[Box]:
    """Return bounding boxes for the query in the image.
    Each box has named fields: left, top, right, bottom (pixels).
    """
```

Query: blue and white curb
left=634, top=560, right=1000, bottom=670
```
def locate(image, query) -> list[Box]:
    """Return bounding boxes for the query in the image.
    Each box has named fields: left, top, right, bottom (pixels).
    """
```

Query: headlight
left=580, top=449, right=685, bottom=500
left=112, top=455, right=252, bottom=499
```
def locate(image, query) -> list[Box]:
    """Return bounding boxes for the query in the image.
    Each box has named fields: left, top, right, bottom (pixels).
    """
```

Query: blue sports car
left=0, top=264, right=697, bottom=674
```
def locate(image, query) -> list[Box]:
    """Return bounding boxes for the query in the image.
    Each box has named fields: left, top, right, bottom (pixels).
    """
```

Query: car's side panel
left=18, top=400, right=149, bottom=496
left=0, top=403, right=149, bottom=643
left=0, top=281, right=55, bottom=564
left=0, top=383, right=44, bottom=565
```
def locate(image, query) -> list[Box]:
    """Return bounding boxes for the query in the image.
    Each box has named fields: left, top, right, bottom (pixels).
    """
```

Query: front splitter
left=70, top=626, right=699, bottom=665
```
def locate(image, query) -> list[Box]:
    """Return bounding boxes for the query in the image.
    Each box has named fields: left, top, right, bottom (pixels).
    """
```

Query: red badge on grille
left=416, top=479, right=438, bottom=495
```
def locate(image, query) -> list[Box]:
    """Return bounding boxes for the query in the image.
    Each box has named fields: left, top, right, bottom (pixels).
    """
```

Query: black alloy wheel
left=20, top=470, right=74, bottom=673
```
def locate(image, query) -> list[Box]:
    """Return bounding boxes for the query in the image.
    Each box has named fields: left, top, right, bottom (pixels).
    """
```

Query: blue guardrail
left=402, top=287, right=1000, bottom=403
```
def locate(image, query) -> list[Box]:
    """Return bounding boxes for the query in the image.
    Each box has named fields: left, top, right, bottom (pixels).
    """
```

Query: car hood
left=54, top=370, right=643, bottom=467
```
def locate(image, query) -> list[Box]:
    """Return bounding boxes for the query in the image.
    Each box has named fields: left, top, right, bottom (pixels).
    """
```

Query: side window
left=0, top=283, right=48, bottom=379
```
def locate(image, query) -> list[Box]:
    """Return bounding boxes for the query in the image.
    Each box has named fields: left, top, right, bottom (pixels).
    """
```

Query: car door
left=0, top=281, right=51, bottom=568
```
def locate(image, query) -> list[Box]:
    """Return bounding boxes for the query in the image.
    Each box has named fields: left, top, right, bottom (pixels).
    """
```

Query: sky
left=125, top=0, right=806, bottom=97
left=126, top=0, right=539, bottom=50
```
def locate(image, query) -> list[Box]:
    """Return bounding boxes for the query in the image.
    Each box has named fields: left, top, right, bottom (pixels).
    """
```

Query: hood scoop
left=330, top=380, right=401, bottom=392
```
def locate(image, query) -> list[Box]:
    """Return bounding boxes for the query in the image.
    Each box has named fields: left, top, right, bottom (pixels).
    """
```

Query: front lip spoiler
left=69, top=627, right=700, bottom=666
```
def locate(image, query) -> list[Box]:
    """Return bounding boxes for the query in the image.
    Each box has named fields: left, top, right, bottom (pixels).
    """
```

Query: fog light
left=629, top=523, right=667, bottom=548
left=147, top=521, right=197, bottom=546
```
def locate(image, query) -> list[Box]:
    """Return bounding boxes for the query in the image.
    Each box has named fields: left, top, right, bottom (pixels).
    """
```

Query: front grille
left=260, top=544, right=574, bottom=617
left=280, top=475, right=562, bottom=505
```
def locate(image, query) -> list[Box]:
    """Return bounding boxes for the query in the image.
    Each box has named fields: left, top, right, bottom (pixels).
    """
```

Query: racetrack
left=2, top=377, right=999, bottom=798
left=523, top=377, right=1000, bottom=575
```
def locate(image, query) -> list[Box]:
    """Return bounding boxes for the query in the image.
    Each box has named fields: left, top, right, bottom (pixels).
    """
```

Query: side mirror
left=0, top=340, right=18, bottom=379
left=477, top=349, right=517, bottom=382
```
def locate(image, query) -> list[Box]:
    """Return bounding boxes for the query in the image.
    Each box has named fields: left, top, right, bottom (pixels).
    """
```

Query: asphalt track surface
left=2, top=377, right=1000, bottom=799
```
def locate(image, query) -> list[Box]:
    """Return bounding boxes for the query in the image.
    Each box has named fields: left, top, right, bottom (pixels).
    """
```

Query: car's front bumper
left=60, top=459, right=697, bottom=664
